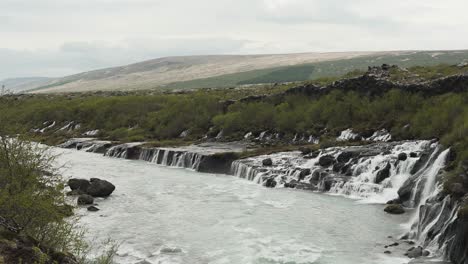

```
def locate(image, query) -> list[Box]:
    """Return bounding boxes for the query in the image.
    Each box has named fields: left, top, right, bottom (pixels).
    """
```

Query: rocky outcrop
left=375, top=162, right=391, bottom=184
left=67, top=178, right=115, bottom=198
left=276, top=66, right=468, bottom=100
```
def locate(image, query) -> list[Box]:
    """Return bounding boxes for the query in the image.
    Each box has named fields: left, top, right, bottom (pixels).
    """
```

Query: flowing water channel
left=56, top=148, right=413, bottom=264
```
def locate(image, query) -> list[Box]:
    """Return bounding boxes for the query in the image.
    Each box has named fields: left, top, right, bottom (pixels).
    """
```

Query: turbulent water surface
left=57, top=149, right=412, bottom=264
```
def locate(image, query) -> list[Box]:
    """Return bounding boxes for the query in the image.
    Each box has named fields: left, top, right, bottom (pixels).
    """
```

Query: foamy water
left=56, top=149, right=411, bottom=264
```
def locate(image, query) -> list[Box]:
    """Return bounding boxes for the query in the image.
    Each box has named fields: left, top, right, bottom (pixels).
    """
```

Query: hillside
left=29, top=52, right=378, bottom=93
left=0, top=50, right=457, bottom=94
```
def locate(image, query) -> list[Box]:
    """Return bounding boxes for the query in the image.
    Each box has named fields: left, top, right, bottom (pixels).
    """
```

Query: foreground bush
left=0, top=137, right=117, bottom=263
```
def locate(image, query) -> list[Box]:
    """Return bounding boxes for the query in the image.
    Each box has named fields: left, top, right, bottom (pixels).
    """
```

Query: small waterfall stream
left=138, top=148, right=205, bottom=170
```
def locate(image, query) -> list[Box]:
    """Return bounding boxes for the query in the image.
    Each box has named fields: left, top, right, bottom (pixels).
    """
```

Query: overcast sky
left=1, top=0, right=468, bottom=79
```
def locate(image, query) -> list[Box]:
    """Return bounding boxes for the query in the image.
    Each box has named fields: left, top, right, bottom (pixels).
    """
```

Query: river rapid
left=56, top=148, right=412, bottom=264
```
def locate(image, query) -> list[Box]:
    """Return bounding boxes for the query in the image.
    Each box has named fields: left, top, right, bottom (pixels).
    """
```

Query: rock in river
left=77, top=194, right=94, bottom=205
left=384, top=204, right=405, bottom=214
left=87, top=178, right=116, bottom=197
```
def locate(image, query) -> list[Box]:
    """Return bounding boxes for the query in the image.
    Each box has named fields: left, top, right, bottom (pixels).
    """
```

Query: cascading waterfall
left=230, top=141, right=438, bottom=203
left=139, top=148, right=204, bottom=170
left=405, top=149, right=450, bottom=242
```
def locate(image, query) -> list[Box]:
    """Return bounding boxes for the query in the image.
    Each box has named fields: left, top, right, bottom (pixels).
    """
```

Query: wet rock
left=406, top=246, right=423, bottom=258
left=333, top=162, right=346, bottom=173
left=262, top=158, right=273, bottom=166
left=86, top=178, right=115, bottom=197
left=336, top=151, right=355, bottom=163
left=318, top=155, right=335, bottom=167
left=87, top=206, right=100, bottom=212
left=160, top=247, right=182, bottom=254
left=410, top=152, right=430, bottom=174
left=265, top=178, right=277, bottom=188
left=375, top=162, right=391, bottom=184
left=68, top=178, right=90, bottom=192
left=77, top=194, right=94, bottom=205
left=422, top=250, right=430, bottom=257
left=398, top=180, right=414, bottom=204
left=298, top=169, right=311, bottom=180
left=341, top=164, right=353, bottom=176
left=384, top=204, right=405, bottom=214
left=398, top=152, right=408, bottom=161
left=284, top=181, right=297, bottom=188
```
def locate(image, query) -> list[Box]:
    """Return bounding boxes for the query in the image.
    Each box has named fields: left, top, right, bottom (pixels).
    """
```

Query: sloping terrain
left=21, top=49, right=468, bottom=93
left=29, top=51, right=381, bottom=93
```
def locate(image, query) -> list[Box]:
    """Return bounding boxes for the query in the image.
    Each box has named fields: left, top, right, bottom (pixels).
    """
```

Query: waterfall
left=139, top=148, right=205, bottom=170
left=406, top=149, right=450, bottom=241
left=229, top=141, right=435, bottom=202
left=105, top=145, right=128, bottom=158
left=418, top=149, right=450, bottom=206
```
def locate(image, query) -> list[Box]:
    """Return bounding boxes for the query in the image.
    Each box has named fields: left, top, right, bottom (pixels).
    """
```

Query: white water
left=56, top=149, right=411, bottom=264
left=231, top=141, right=434, bottom=204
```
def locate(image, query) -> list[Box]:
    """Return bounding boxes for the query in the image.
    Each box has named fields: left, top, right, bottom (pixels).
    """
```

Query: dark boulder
left=410, top=152, right=418, bottom=158
left=341, top=164, right=353, bottom=176
left=86, top=179, right=115, bottom=197
left=262, top=158, right=273, bottom=166
left=398, top=152, right=408, bottom=161
left=298, top=169, right=311, bottom=180
left=68, top=178, right=90, bottom=191
left=333, top=162, right=345, bottom=173
left=398, top=179, right=415, bottom=204
left=318, top=155, right=335, bottom=167
left=265, top=178, right=277, bottom=188
left=336, top=152, right=354, bottom=163
left=375, top=162, right=391, bottom=184
left=77, top=194, right=94, bottom=205
left=384, top=204, right=405, bottom=214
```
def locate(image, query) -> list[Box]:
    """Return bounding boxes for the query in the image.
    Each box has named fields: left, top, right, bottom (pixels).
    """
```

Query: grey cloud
left=0, top=37, right=248, bottom=79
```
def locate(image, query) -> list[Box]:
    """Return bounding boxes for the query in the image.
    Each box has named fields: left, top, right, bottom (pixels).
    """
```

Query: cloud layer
left=1, top=0, right=468, bottom=79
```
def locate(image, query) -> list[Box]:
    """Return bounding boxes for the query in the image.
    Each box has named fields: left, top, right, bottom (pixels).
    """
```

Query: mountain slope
left=30, top=52, right=381, bottom=93
left=27, top=50, right=468, bottom=93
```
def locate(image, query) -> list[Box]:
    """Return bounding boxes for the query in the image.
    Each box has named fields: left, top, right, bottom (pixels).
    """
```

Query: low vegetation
left=0, top=137, right=116, bottom=263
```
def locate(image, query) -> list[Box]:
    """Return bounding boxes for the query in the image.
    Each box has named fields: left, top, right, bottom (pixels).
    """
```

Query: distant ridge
left=9, top=50, right=468, bottom=93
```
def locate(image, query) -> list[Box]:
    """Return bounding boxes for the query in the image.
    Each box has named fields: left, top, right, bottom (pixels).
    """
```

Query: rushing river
left=56, top=148, right=412, bottom=264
